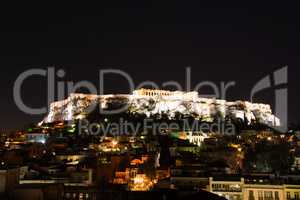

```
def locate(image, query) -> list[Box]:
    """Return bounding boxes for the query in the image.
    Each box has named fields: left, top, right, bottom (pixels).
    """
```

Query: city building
left=209, top=177, right=244, bottom=200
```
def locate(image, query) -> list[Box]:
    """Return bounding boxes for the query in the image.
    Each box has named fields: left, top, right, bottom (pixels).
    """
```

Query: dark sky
left=0, top=2, right=298, bottom=130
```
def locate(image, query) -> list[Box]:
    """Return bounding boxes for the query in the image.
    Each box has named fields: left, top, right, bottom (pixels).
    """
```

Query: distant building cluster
left=2, top=89, right=298, bottom=200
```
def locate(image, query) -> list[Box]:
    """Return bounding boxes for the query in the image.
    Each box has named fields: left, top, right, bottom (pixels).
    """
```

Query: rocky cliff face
left=41, top=90, right=280, bottom=127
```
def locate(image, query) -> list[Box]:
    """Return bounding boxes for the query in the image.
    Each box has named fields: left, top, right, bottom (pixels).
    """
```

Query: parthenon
left=133, top=88, right=172, bottom=97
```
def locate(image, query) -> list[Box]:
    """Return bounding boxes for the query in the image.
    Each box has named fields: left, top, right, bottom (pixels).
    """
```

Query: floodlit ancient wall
left=42, top=89, right=280, bottom=127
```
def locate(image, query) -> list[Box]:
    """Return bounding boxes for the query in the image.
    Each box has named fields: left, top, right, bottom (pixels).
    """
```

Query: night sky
left=0, top=2, right=298, bottom=130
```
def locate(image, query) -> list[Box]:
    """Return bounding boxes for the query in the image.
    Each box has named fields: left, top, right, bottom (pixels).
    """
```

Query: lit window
left=258, top=191, right=263, bottom=200
left=248, top=190, right=255, bottom=200
left=295, top=192, right=299, bottom=200
left=65, top=193, right=71, bottom=199
left=264, top=191, right=273, bottom=199
left=275, top=191, right=279, bottom=200
left=79, top=193, right=84, bottom=200
left=287, top=192, right=291, bottom=200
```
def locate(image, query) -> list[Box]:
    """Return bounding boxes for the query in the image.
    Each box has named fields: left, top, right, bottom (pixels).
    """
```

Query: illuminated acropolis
left=42, top=88, right=280, bottom=127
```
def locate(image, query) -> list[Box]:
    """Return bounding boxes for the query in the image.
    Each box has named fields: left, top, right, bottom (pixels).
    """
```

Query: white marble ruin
left=41, top=88, right=280, bottom=127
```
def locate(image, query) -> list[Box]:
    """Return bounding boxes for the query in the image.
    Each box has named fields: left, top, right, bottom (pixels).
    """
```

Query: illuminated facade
left=132, top=88, right=198, bottom=101
left=41, top=89, right=280, bottom=128
left=209, top=177, right=244, bottom=200
left=25, top=133, right=49, bottom=144
left=208, top=177, right=300, bottom=200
